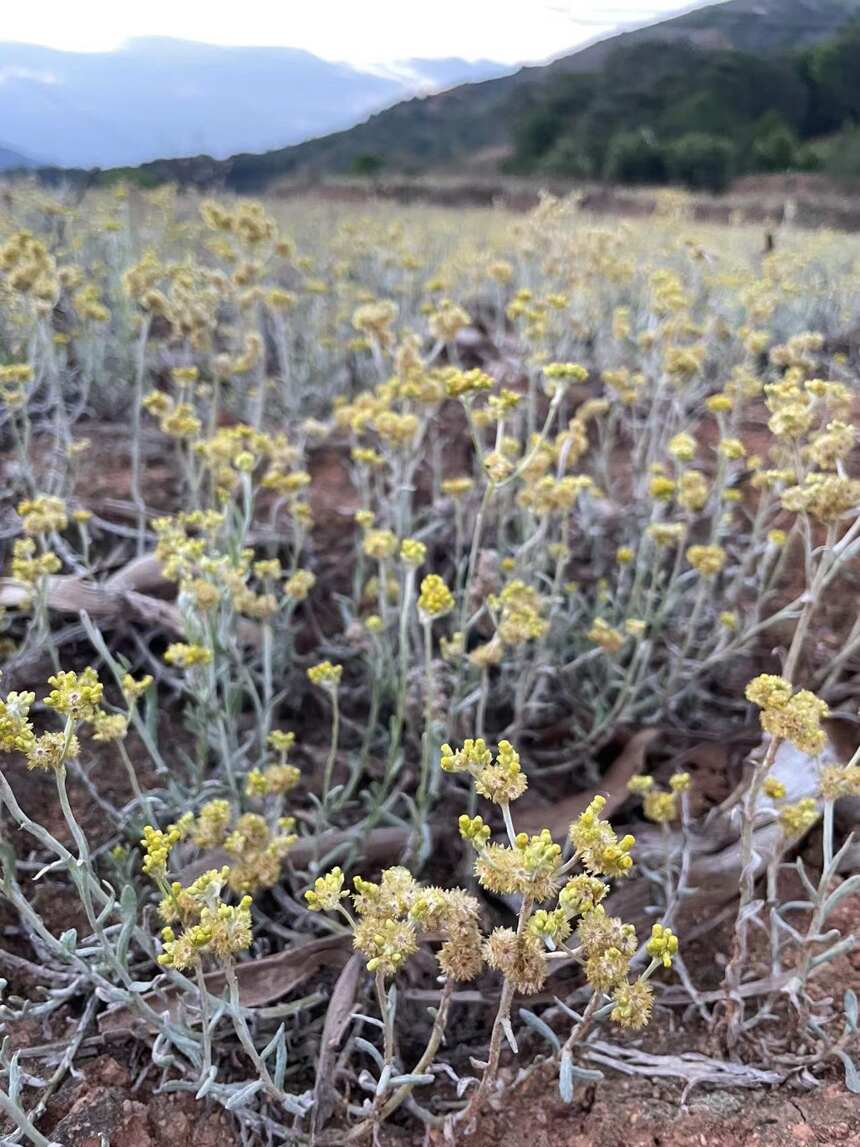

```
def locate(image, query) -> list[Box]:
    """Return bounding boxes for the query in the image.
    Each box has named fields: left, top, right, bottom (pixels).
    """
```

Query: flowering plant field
left=0, top=184, right=859, bottom=1144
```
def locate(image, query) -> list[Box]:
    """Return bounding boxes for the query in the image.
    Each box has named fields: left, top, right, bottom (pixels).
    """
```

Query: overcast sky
left=1, top=1, right=716, bottom=65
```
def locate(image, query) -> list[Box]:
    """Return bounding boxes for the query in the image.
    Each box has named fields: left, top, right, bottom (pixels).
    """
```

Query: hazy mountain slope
left=213, top=0, right=860, bottom=186
left=0, top=38, right=507, bottom=167
left=0, top=146, right=36, bottom=171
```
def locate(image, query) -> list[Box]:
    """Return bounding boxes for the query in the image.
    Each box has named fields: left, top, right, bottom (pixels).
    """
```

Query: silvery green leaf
left=261, top=1023, right=285, bottom=1063
left=225, top=1079, right=263, bottom=1109
left=593, top=1001, right=616, bottom=1021
left=553, top=996, right=582, bottom=1021
left=519, top=1008, right=561, bottom=1053
left=389, top=1072, right=434, bottom=1087
left=811, top=937, right=856, bottom=968
left=8, top=1051, right=21, bottom=1101
left=375, top=1064, right=392, bottom=1096
left=824, top=874, right=860, bottom=918
left=164, top=1029, right=201, bottom=1059
left=779, top=900, right=813, bottom=913
left=59, top=929, right=77, bottom=952
left=772, top=916, right=805, bottom=943
left=120, top=883, right=137, bottom=917
left=845, top=989, right=858, bottom=1032
left=116, top=885, right=138, bottom=963
left=351, top=1013, right=385, bottom=1030
left=456, top=1075, right=478, bottom=1098
left=834, top=1050, right=860, bottom=1094
left=559, top=1050, right=574, bottom=1103
left=569, top=1063, right=604, bottom=1081
left=354, top=1037, right=386, bottom=1072
left=357, top=1068, right=377, bottom=1093
left=274, top=1030, right=288, bottom=1090
left=195, top=1065, right=217, bottom=1099
left=34, top=859, right=66, bottom=881
left=501, top=1015, right=518, bottom=1054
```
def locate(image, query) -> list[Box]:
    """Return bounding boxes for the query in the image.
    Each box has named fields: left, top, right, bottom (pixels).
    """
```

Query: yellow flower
left=668, top=432, right=696, bottom=462
left=417, top=574, right=454, bottom=620
left=587, top=617, right=625, bottom=653
left=44, top=667, right=103, bottom=721
left=305, top=867, right=348, bottom=912
left=746, top=674, right=793, bottom=709
left=164, top=643, right=212, bottom=669
left=268, top=730, right=296, bottom=755
left=307, top=661, right=343, bottom=690
left=779, top=798, right=819, bottom=837
left=649, top=475, right=676, bottom=502
left=647, top=522, right=685, bottom=548
left=400, top=538, right=427, bottom=567
left=645, top=922, right=678, bottom=968
left=819, top=765, right=860, bottom=801
left=643, top=790, right=676, bottom=823
left=763, top=776, right=786, bottom=799
left=746, top=676, right=828, bottom=755
left=25, top=731, right=79, bottom=771
left=782, top=474, right=860, bottom=523
left=686, top=544, right=726, bottom=577
left=441, top=476, right=474, bottom=498
left=706, top=394, right=733, bottom=414
left=610, top=979, right=654, bottom=1029
left=91, top=711, right=128, bottom=742
left=544, top=362, right=588, bottom=383
left=17, top=495, right=68, bottom=536
left=284, top=569, right=316, bottom=601
left=570, top=797, right=635, bottom=878
left=362, top=529, right=397, bottom=560
left=718, top=437, right=746, bottom=461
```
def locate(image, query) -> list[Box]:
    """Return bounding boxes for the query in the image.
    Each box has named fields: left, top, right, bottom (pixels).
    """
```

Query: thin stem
left=417, top=620, right=435, bottom=814
left=322, top=689, right=341, bottom=806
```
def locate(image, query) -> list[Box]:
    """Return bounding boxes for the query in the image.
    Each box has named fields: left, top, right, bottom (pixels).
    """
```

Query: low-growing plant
left=0, top=184, right=859, bottom=1143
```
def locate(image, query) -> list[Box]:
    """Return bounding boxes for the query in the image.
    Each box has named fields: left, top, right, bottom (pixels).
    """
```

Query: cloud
left=0, top=65, right=61, bottom=85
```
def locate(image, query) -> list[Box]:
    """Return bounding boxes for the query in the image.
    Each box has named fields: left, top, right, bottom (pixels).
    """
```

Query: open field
left=265, top=172, right=860, bottom=234
left=1, top=184, right=860, bottom=1144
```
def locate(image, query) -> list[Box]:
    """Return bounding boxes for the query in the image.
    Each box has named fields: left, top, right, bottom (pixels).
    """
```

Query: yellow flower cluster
left=569, top=796, right=636, bottom=878
left=307, top=660, right=343, bottom=690
left=588, top=617, right=625, bottom=654
left=441, top=738, right=527, bottom=804
left=686, top=544, right=727, bottom=577
left=782, top=473, right=860, bottom=522
left=164, top=643, right=213, bottom=670
left=187, top=800, right=297, bottom=893
left=489, top=580, right=548, bottom=646
left=745, top=675, right=828, bottom=756
left=44, top=668, right=103, bottom=721
left=417, top=574, right=455, bottom=620
left=159, top=871, right=253, bottom=970
left=17, top=495, right=68, bottom=535
left=307, top=865, right=484, bottom=981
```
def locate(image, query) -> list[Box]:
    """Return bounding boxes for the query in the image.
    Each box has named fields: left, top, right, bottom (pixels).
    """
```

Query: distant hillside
left=0, top=145, right=35, bottom=171
left=0, top=38, right=507, bottom=168
left=172, top=0, right=860, bottom=190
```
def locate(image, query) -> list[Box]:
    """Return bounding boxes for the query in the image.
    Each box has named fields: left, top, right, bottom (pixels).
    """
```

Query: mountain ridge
left=211, top=0, right=860, bottom=187
left=0, top=38, right=509, bottom=168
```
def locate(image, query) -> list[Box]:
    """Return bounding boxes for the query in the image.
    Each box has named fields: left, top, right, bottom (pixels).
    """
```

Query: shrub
left=603, top=129, right=668, bottom=185
left=666, top=132, right=736, bottom=191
